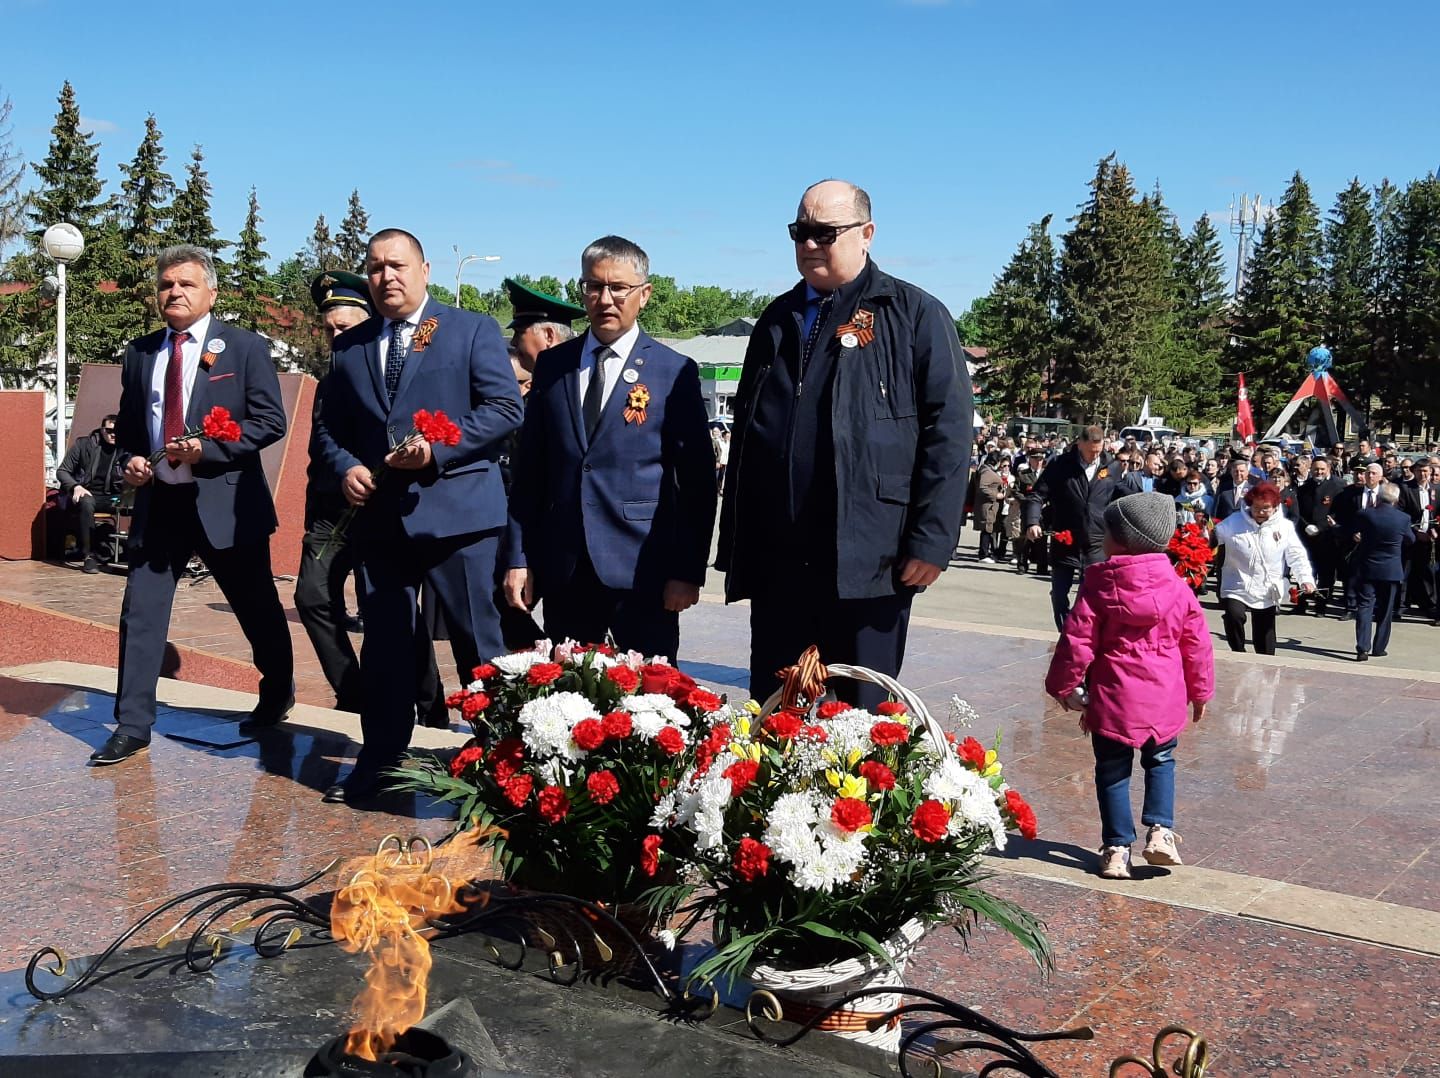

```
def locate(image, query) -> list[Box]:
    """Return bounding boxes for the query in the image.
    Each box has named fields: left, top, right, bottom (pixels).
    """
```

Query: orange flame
left=329, top=832, right=490, bottom=1061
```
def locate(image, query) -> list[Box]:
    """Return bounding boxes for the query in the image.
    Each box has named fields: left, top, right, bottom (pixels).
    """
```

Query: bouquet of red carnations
left=1167, top=521, right=1213, bottom=590
left=392, top=640, right=727, bottom=906
left=118, top=405, right=243, bottom=511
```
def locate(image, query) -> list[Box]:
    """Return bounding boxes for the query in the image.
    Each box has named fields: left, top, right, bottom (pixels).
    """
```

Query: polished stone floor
left=2, top=559, right=1439, bottom=1074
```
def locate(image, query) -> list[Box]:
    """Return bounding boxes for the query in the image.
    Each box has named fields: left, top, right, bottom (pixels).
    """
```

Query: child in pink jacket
left=1045, top=492, right=1215, bottom=879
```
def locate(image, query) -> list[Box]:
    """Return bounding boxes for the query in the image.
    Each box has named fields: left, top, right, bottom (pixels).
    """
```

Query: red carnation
left=655, top=725, right=685, bottom=756
left=815, top=700, right=852, bottom=720
left=492, top=738, right=525, bottom=782
left=686, top=688, right=723, bottom=714
left=527, top=662, right=563, bottom=687
left=444, top=690, right=466, bottom=709
left=958, top=736, right=987, bottom=770
left=502, top=772, right=533, bottom=808
left=1053, top=530, right=1074, bottom=545
left=858, top=760, right=896, bottom=790
left=201, top=406, right=243, bottom=443
left=764, top=710, right=804, bottom=739
left=640, top=834, right=662, bottom=877
left=876, top=701, right=908, bottom=717
left=471, top=663, right=498, bottom=681
left=665, top=671, right=698, bottom=703
left=911, top=799, right=951, bottom=843
left=571, top=718, right=606, bottom=751
left=732, top=837, right=771, bottom=882
left=413, top=408, right=462, bottom=447
left=802, top=724, right=829, bottom=742
left=830, top=797, right=873, bottom=833
left=640, top=663, right=680, bottom=694
left=602, top=710, right=633, bottom=740
left=605, top=665, right=640, bottom=693
left=537, top=784, right=570, bottom=823
left=722, top=758, right=759, bottom=797
left=586, top=770, right=620, bottom=806
left=448, top=744, right=483, bottom=778
left=869, top=721, right=910, bottom=747
left=460, top=692, right=490, bottom=721
left=1005, top=789, right=1038, bottom=840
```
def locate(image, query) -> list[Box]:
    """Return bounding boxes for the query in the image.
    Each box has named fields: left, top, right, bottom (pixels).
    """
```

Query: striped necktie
left=384, top=320, right=410, bottom=404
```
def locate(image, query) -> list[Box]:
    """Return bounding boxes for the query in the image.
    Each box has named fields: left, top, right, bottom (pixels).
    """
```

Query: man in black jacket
left=1295, top=455, right=1345, bottom=615
left=716, top=180, right=972, bottom=709
left=56, top=414, right=123, bottom=573
left=1022, top=425, right=1119, bottom=631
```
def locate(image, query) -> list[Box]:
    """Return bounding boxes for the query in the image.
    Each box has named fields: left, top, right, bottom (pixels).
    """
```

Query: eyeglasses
left=101, top=427, right=116, bottom=435
left=788, top=220, right=867, bottom=246
left=578, top=278, right=646, bottom=302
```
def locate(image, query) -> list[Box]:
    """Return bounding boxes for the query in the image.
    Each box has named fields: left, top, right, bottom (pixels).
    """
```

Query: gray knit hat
left=1103, top=492, right=1177, bottom=554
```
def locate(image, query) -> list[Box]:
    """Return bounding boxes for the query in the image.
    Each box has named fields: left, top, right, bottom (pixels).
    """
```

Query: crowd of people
left=966, top=425, right=1439, bottom=659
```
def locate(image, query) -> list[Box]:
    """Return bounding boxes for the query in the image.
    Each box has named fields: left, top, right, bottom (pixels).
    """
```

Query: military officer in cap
left=296, top=271, right=447, bottom=724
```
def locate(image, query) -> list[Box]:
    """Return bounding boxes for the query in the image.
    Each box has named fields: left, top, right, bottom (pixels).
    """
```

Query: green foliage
left=426, top=283, right=457, bottom=307
left=225, top=186, right=269, bottom=332
left=954, top=295, right=994, bottom=347
left=1373, top=174, right=1440, bottom=433
left=116, top=114, right=175, bottom=336
left=0, top=94, right=26, bottom=257
left=1323, top=179, right=1377, bottom=416
left=637, top=275, right=769, bottom=337
left=1172, top=213, right=1230, bottom=423
left=980, top=216, right=1057, bottom=416
left=168, top=145, right=226, bottom=259
left=335, top=189, right=369, bottom=272
left=306, top=214, right=341, bottom=273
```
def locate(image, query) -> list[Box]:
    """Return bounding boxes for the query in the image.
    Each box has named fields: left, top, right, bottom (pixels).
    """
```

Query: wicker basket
left=741, top=651, right=949, bottom=1051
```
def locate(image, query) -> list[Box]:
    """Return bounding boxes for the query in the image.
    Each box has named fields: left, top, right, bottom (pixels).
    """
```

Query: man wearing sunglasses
left=57, top=413, right=124, bottom=573
left=717, top=180, right=973, bottom=710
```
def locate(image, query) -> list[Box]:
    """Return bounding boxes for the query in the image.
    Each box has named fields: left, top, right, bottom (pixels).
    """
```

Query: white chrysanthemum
left=657, top=928, right=677, bottom=951
left=517, top=691, right=594, bottom=760
left=622, top=694, right=691, bottom=736
left=493, top=649, right=547, bottom=677
left=674, top=769, right=732, bottom=850
left=768, top=791, right=821, bottom=831
left=952, top=781, right=1008, bottom=851
left=924, top=756, right=982, bottom=802
left=649, top=793, right=677, bottom=829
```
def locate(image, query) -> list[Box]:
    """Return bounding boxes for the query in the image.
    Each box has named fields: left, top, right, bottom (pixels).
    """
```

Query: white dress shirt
left=148, top=313, right=213, bottom=485
left=577, top=322, right=640, bottom=411
left=378, top=304, right=426, bottom=380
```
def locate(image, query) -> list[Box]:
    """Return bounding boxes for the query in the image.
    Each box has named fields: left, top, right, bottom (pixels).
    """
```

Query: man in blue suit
left=1351, top=482, right=1414, bottom=661
left=93, top=245, right=294, bottom=766
left=313, top=229, right=523, bottom=802
left=504, top=236, right=716, bottom=661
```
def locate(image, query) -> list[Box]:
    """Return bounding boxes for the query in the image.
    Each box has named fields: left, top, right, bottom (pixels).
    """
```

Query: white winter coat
left=1215, top=507, right=1315, bottom=609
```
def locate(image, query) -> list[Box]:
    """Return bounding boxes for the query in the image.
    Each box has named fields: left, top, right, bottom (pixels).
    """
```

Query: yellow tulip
left=737, top=716, right=752, bottom=738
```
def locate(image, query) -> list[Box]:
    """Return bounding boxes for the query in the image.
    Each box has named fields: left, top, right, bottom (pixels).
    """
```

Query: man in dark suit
left=313, top=229, right=523, bottom=802
left=717, top=181, right=973, bottom=710
left=1295, top=455, right=1345, bottom=615
left=92, top=245, right=294, bottom=766
left=505, top=237, right=715, bottom=660
left=1331, top=461, right=1384, bottom=619
left=1023, top=425, right=1120, bottom=631
left=1351, top=483, right=1415, bottom=660
left=1212, top=456, right=1252, bottom=522
left=1402, top=457, right=1438, bottom=621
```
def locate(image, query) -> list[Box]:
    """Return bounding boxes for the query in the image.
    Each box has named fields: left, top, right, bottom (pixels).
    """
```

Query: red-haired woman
left=1212, top=482, right=1315, bottom=654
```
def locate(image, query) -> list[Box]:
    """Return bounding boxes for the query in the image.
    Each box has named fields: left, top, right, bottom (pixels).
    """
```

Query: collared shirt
left=577, top=321, right=640, bottom=411
left=378, top=303, right=427, bottom=379
left=148, top=313, right=213, bottom=485
left=1083, top=456, right=1100, bottom=483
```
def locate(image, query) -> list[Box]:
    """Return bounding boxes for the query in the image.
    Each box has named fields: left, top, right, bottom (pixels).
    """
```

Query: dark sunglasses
left=788, top=221, right=866, bottom=246
left=101, top=426, right=116, bottom=434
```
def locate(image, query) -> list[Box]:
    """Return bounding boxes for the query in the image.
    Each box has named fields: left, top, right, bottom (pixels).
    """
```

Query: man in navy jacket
left=716, top=182, right=973, bottom=709
left=505, top=236, right=715, bottom=661
left=94, top=245, right=293, bottom=767
left=313, top=229, right=522, bottom=802
left=1351, top=482, right=1414, bottom=661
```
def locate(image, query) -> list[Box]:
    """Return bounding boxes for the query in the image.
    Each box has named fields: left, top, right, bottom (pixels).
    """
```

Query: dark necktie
left=163, top=330, right=189, bottom=458
left=384, top=320, right=410, bottom=404
left=1365, top=489, right=1374, bottom=510
left=583, top=346, right=611, bottom=439
left=801, top=293, right=833, bottom=371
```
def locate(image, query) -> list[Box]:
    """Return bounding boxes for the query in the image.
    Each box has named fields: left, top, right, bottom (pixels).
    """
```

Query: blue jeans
left=1050, top=564, right=1078, bottom=631
left=1092, top=733, right=1177, bottom=848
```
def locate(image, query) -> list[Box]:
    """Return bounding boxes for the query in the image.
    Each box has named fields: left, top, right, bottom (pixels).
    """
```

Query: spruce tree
left=1323, top=179, right=1377, bottom=421
left=306, top=214, right=340, bottom=272
left=335, top=190, right=370, bottom=270
left=1172, top=213, right=1230, bottom=421
left=116, top=114, right=175, bottom=335
left=982, top=215, right=1056, bottom=416
left=1377, top=175, right=1440, bottom=435
left=168, top=144, right=225, bottom=257
left=1231, top=171, right=1325, bottom=424
left=0, top=95, right=26, bottom=256
left=226, top=186, right=269, bottom=332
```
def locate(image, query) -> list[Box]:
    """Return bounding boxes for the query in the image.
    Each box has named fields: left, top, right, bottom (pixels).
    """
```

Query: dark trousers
left=541, top=547, right=680, bottom=661
left=1355, top=578, right=1400, bottom=655
left=114, top=485, right=293, bottom=742
left=748, top=564, right=913, bottom=713
left=1050, top=564, right=1080, bottom=632
left=1408, top=540, right=1437, bottom=614
left=978, top=529, right=1008, bottom=560
left=1221, top=598, right=1277, bottom=654
left=1299, top=532, right=1334, bottom=610
left=71, top=493, right=118, bottom=558
left=296, top=521, right=445, bottom=720
left=354, top=527, right=502, bottom=780
left=1015, top=532, right=1048, bottom=574
left=497, top=585, right=544, bottom=651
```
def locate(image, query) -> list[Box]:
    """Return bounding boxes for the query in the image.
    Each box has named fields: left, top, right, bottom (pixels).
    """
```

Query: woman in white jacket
left=1213, top=482, right=1315, bottom=654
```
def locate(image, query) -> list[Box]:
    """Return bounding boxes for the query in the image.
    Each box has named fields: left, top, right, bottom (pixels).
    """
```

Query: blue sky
left=4, top=0, right=1438, bottom=314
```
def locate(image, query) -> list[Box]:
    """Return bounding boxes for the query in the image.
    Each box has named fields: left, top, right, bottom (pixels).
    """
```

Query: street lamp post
left=41, top=223, right=85, bottom=462
left=452, top=244, right=501, bottom=307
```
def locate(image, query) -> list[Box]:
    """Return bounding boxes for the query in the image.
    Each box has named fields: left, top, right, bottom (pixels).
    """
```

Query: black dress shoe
left=323, top=769, right=384, bottom=804
left=238, top=696, right=295, bottom=735
left=83, top=555, right=101, bottom=575
left=1340, top=611, right=1355, bottom=622
left=89, top=733, right=150, bottom=766
left=1356, top=649, right=1369, bottom=662
left=418, top=712, right=451, bottom=730
left=321, top=783, right=349, bottom=804
left=1372, top=650, right=1387, bottom=658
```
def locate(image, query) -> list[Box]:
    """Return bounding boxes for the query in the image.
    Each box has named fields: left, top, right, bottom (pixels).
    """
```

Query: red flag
left=1236, top=373, right=1256, bottom=444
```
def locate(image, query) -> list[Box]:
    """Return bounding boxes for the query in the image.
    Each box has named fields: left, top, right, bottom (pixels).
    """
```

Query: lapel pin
left=623, top=368, right=640, bottom=384
left=840, top=332, right=859, bottom=349
left=634, top=357, right=644, bottom=367
left=207, top=339, right=226, bottom=353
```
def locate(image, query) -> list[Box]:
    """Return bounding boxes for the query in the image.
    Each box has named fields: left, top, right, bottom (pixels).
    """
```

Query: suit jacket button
left=584, top=464, right=592, bottom=472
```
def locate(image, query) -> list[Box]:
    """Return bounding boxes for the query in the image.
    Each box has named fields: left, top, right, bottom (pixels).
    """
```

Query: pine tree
left=28, top=82, right=107, bottom=239
left=1376, top=175, right=1440, bottom=436
left=1323, top=179, right=1377, bottom=422
left=0, top=95, right=26, bottom=257
left=306, top=214, right=340, bottom=272
left=1231, top=171, right=1325, bottom=424
left=335, top=190, right=370, bottom=271
left=116, top=114, right=175, bottom=335
left=168, top=144, right=225, bottom=257
left=981, top=215, right=1056, bottom=416
left=226, top=186, right=269, bottom=332
left=1172, top=213, right=1230, bottom=421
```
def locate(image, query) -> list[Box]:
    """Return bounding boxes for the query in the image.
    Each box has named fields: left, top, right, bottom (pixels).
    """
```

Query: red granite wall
left=0, top=392, right=46, bottom=560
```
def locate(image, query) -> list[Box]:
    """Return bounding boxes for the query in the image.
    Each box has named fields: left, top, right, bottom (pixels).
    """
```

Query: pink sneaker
left=1142, top=825, right=1183, bottom=866
left=1098, top=845, right=1131, bottom=879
